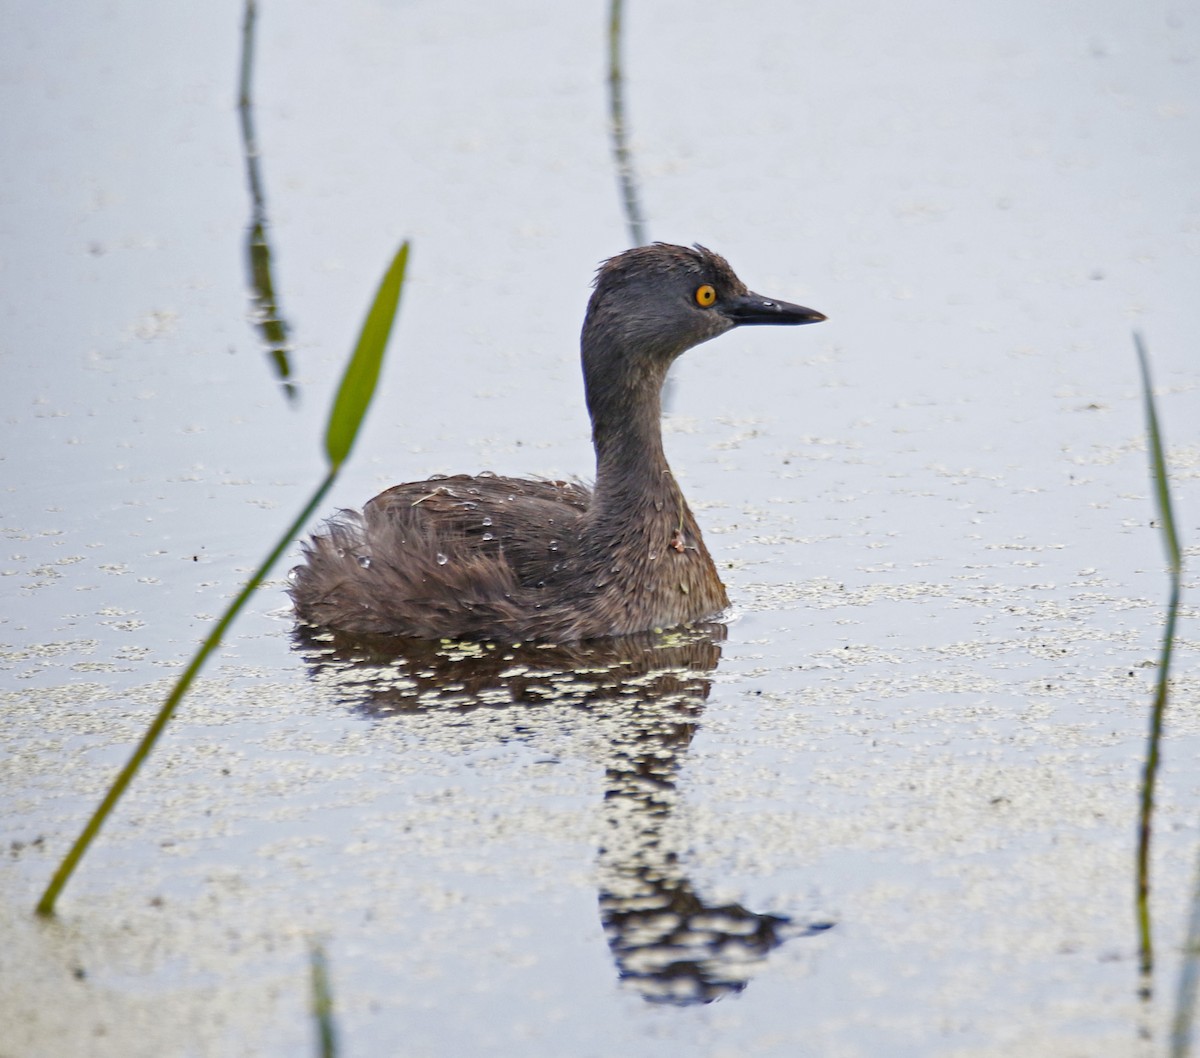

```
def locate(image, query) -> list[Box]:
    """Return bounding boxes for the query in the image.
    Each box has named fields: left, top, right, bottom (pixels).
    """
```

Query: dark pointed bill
left=723, top=291, right=826, bottom=326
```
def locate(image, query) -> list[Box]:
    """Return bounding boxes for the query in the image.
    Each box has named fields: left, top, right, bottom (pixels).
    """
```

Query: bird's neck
left=587, top=365, right=683, bottom=520
left=576, top=338, right=728, bottom=633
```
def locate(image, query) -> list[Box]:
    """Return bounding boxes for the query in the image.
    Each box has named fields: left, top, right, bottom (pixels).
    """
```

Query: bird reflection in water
left=293, top=622, right=833, bottom=1005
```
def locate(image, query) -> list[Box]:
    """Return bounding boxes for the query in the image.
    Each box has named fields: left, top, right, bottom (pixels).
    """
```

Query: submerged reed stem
left=607, top=0, right=647, bottom=247
left=1176, top=853, right=1200, bottom=1057
left=239, top=0, right=296, bottom=401
left=310, top=941, right=339, bottom=1058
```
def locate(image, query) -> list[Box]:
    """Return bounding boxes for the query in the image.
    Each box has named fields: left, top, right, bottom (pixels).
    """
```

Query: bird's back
left=290, top=473, right=592, bottom=639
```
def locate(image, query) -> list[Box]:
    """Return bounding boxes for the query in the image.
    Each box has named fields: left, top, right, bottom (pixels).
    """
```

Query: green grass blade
left=1132, top=333, right=1185, bottom=977
left=36, top=242, right=410, bottom=916
left=325, top=241, right=409, bottom=468
left=36, top=469, right=339, bottom=917
left=1135, top=334, right=1182, bottom=574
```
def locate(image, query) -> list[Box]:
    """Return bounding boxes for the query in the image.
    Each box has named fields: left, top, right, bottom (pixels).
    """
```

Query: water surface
left=2, top=2, right=1198, bottom=1055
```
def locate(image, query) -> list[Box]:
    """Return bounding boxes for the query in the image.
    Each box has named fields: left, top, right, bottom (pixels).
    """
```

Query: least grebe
left=290, top=243, right=825, bottom=641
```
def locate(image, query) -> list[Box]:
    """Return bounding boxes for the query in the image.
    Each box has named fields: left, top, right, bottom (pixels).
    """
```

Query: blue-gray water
left=2, top=2, right=1198, bottom=1055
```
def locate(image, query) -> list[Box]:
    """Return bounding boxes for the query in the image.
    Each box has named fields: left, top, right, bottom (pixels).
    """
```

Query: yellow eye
left=694, top=283, right=717, bottom=308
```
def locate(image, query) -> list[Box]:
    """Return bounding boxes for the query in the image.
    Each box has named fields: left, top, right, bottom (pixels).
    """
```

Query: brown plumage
left=290, top=243, right=825, bottom=642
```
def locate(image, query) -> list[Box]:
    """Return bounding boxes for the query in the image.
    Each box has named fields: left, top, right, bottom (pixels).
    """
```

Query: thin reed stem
left=1133, top=333, right=1184, bottom=978
left=607, top=0, right=648, bottom=247
left=36, top=242, right=408, bottom=915
left=36, top=471, right=339, bottom=917
left=310, top=940, right=339, bottom=1058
